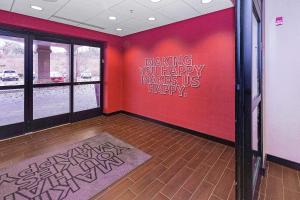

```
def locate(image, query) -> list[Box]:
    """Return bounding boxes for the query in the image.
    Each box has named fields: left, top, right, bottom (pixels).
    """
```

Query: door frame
left=70, top=39, right=105, bottom=123
left=0, top=25, right=105, bottom=139
left=235, top=0, right=264, bottom=199
left=0, top=29, right=29, bottom=139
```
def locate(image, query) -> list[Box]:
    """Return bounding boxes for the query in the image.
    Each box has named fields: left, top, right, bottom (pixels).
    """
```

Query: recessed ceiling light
left=31, top=5, right=43, bottom=11
left=202, top=0, right=213, bottom=3
left=148, top=17, right=156, bottom=21
left=151, top=0, right=161, bottom=2
left=109, top=16, right=117, bottom=20
left=116, top=28, right=122, bottom=31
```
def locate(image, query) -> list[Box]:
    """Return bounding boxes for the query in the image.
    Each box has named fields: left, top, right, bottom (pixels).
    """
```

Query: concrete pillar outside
left=37, top=45, right=51, bottom=83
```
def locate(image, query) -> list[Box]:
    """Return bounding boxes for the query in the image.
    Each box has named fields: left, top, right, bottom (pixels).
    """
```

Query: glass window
left=33, top=86, right=70, bottom=119
left=74, top=45, right=100, bottom=82
left=252, top=107, right=259, bottom=151
left=0, top=89, right=24, bottom=126
left=33, top=40, right=70, bottom=84
left=252, top=13, right=259, bottom=98
left=0, top=35, right=24, bottom=86
left=74, top=84, right=100, bottom=112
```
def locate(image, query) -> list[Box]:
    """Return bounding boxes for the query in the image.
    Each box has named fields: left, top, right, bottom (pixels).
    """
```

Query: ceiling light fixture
left=151, top=0, right=161, bottom=2
left=202, top=0, right=213, bottom=3
left=109, top=16, right=117, bottom=20
left=148, top=17, right=156, bottom=21
left=31, top=5, right=43, bottom=11
left=116, top=28, right=123, bottom=31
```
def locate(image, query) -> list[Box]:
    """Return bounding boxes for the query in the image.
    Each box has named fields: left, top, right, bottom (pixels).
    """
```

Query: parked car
left=50, top=71, right=64, bottom=82
left=0, top=70, right=19, bottom=81
left=80, top=72, right=92, bottom=79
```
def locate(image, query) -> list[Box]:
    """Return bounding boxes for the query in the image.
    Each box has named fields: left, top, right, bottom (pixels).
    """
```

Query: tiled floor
left=0, top=114, right=298, bottom=200
left=259, top=162, right=300, bottom=200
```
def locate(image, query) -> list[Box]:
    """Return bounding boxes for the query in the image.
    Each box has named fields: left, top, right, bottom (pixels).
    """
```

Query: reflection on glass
left=252, top=12, right=260, bottom=155
left=0, top=89, right=24, bottom=126
left=252, top=12, right=261, bottom=186
left=74, top=84, right=100, bottom=112
left=33, top=86, right=70, bottom=119
left=252, top=107, right=259, bottom=152
left=252, top=12, right=259, bottom=98
left=0, top=35, right=24, bottom=86
left=33, top=40, right=70, bottom=84
left=74, top=45, right=100, bottom=82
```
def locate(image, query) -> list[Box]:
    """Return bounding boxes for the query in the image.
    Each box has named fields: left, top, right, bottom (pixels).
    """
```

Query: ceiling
left=0, top=0, right=234, bottom=36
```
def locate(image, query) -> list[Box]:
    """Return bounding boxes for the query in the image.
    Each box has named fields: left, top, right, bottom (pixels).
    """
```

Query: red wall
left=0, top=8, right=235, bottom=141
left=123, top=8, right=235, bottom=141
left=0, top=10, right=123, bottom=113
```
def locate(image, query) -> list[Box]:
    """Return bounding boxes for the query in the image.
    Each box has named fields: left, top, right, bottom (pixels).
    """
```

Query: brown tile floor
left=0, top=114, right=298, bottom=200
left=259, top=162, right=300, bottom=200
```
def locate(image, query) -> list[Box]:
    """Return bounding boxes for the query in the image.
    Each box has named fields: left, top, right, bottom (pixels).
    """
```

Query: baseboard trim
left=267, top=154, right=300, bottom=171
left=103, top=111, right=123, bottom=116
left=118, top=111, right=235, bottom=147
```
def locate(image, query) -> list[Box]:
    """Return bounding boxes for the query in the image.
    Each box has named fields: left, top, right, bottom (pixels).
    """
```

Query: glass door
left=30, top=38, right=72, bottom=131
left=0, top=32, right=27, bottom=139
left=72, top=44, right=102, bottom=121
left=251, top=6, right=263, bottom=196
left=236, top=0, right=263, bottom=199
left=0, top=27, right=104, bottom=140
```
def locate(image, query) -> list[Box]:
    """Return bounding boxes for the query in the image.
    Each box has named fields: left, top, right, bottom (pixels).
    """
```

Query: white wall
left=264, top=0, right=300, bottom=164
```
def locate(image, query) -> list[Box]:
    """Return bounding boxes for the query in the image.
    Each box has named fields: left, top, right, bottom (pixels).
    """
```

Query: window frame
left=0, top=25, right=105, bottom=139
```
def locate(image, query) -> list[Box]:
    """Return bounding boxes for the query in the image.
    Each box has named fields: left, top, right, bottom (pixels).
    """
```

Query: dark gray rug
left=0, top=133, right=151, bottom=200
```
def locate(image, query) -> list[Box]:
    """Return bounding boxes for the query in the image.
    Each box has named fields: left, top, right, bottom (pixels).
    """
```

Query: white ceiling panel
left=135, top=12, right=175, bottom=29
left=109, top=0, right=153, bottom=20
left=98, top=17, right=150, bottom=36
left=158, top=0, right=199, bottom=21
left=102, top=26, right=138, bottom=37
left=85, top=10, right=132, bottom=30
left=55, top=0, right=123, bottom=23
left=0, top=0, right=14, bottom=11
left=54, top=0, right=102, bottom=23
left=134, top=0, right=177, bottom=9
left=118, top=17, right=151, bottom=30
left=183, top=0, right=233, bottom=14
left=77, top=23, right=106, bottom=33
left=12, top=0, right=69, bottom=19
left=49, top=16, right=79, bottom=26
left=1, top=0, right=234, bottom=36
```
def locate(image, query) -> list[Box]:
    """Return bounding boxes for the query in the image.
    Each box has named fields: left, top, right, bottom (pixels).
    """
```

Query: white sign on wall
left=140, top=55, right=206, bottom=97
